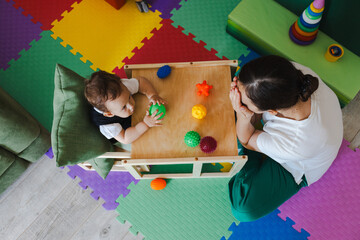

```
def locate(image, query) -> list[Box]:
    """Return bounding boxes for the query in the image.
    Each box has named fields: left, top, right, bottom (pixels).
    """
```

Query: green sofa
left=0, top=87, right=51, bottom=195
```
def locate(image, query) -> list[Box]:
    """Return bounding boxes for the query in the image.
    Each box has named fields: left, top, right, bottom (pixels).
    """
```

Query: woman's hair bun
left=298, top=71, right=319, bottom=101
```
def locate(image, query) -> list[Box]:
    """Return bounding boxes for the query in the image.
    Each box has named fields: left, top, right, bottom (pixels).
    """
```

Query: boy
left=85, top=71, right=166, bottom=144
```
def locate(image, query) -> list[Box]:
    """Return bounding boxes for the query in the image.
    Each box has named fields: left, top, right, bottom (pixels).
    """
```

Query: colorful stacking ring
left=300, top=15, right=321, bottom=29
left=310, top=3, right=324, bottom=13
left=289, top=28, right=316, bottom=45
left=306, top=6, right=323, bottom=17
left=295, top=21, right=319, bottom=36
left=289, top=1, right=323, bottom=45
left=304, top=8, right=322, bottom=20
left=291, top=24, right=317, bottom=42
left=302, top=11, right=322, bottom=24
left=296, top=19, right=319, bottom=33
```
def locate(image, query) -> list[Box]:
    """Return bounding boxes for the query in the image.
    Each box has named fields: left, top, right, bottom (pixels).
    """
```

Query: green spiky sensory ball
left=184, top=131, right=201, bottom=147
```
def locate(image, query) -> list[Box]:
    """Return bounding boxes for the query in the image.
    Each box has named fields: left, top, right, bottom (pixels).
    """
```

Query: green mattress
left=227, top=0, right=360, bottom=103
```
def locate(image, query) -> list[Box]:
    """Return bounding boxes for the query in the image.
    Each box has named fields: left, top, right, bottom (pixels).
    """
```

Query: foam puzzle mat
left=1, top=0, right=360, bottom=239
left=0, top=30, right=94, bottom=131
left=223, top=209, right=310, bottom=240
left=278, top=139, right=360, bottom=240
left=116, top=178, right=238, bottom=240
left=170, top=0, right=251, bottom=60
left=0, top=0, right=42, bottom=70
left=67, top=165, right=138, bottom=210
left=50, top=0, right=163, bottom=72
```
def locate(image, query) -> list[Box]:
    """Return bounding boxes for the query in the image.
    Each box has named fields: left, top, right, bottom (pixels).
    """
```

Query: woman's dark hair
left=84, top=71, right=123, bottom=112
left=238, top=55, right=319, bottom=111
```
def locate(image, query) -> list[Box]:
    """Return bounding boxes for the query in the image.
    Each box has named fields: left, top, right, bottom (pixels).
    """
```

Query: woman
left=228, top=55, right=343, bottom=221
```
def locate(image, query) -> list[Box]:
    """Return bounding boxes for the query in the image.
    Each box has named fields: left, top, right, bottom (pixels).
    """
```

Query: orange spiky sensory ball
left=196, top=80, right=213, bottom=96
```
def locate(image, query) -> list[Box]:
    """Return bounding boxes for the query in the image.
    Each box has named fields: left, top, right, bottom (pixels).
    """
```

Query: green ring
left=297, top=18, right=319, bottom=33
left=304, top=8, right=321, bottom=20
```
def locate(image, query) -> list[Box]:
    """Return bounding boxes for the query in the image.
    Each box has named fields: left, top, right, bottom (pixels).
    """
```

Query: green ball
left=184, top=131, right=201, bottom=147
left=149, top=103, right=166, bottom=119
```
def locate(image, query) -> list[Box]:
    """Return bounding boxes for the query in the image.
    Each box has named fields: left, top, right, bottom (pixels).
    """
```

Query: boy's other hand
left=143, top=109, right=163, bottom=127
left=148, top=95, right=167, bottom=107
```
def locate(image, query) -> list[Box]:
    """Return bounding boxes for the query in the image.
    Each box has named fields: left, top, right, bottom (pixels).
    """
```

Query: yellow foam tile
left=211, top=162, right=234, bottom=172
left=51, top=0, right=162, bottom=72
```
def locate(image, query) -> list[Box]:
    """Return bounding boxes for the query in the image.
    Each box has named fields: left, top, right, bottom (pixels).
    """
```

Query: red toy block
left=105, top=0, right=126, bottom=10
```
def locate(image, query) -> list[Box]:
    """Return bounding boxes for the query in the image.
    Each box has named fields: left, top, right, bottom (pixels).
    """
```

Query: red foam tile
left=7, top=0, right=82, bottom=30
left=113, top=19, right=224, bottom=78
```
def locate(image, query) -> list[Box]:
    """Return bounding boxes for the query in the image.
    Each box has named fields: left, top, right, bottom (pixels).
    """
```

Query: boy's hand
left=148, top=95, right=167, bottom=107
left=229, top=80, right=254, bottom=119
left=143, top=109, right=163, bottom=127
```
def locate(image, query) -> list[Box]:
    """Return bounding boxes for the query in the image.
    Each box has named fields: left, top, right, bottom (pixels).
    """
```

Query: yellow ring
left=310, top=3, right=324, bottom=13
left=294, top=21, right=319, bottom=37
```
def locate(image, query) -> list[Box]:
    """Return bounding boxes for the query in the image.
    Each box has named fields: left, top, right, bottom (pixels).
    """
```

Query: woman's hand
left=229, top=79, right=254, bottom=119
left=148, top=94, right=167, bottom=107
left=231, top=76, right=238, bottom=89
left=229, top=86, right=242, bottom=113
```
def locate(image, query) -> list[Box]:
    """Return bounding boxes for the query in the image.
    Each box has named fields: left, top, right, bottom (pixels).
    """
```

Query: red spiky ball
left=200, top=136, right=217, bottom=153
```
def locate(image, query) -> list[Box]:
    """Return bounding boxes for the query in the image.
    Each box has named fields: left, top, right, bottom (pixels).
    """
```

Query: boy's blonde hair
left=84, top=71, right=123, bottom=112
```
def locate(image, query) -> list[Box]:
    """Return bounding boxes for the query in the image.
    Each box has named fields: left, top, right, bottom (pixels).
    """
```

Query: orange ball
left=150, top=178, right=167, bottom=190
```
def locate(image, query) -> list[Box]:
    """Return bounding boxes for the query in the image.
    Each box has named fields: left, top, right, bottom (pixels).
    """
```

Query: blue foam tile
left=238, top=48, right=260, bottom=68
left=224, top=209, right=310, bottom=240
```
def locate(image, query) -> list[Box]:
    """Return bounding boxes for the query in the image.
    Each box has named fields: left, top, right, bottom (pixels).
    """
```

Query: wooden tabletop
left=130, top=63, right=238, bottom=159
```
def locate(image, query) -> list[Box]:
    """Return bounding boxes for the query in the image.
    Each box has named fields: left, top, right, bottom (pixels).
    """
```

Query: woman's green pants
left=228, top=149, right=307, bottom=222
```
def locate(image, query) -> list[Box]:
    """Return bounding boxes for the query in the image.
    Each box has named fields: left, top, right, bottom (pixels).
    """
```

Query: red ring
left=291, top=24, right=317, bottom=42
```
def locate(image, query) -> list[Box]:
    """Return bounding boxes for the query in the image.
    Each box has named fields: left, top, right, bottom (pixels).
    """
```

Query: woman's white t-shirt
left=94, top=78, right=139, bottom=139
left=256, top=62, right=343, bottom=185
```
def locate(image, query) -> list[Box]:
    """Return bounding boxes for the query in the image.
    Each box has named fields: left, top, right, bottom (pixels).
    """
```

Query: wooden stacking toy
left=289, top=0, right=324, bottom=45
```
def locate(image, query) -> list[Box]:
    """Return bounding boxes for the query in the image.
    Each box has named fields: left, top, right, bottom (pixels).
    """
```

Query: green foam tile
left=0, top=31, right=95, bottom=131
left=170, top=0, right=250, bottom=60
left=116, top=178, right=238, bottom=240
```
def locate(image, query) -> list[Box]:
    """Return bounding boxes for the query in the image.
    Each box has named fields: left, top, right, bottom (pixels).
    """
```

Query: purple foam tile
left=278, top=139, right=360, bottom=240
left=67, top=165, right=139, bottom=210
left=147, top=0, right=183, bottom=19
left=45, top=147, right=54, bottom=159
left=0, top=0, right=42, bottom=70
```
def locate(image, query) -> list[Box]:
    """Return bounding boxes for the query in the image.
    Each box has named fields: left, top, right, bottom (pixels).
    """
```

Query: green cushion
left=87, top=158, right=116, bottom=179
left=227, top=0, right=360, bottom=103
left=0, top=87, right=40, bottom=154
left=51, top=64, right=113, bottom=179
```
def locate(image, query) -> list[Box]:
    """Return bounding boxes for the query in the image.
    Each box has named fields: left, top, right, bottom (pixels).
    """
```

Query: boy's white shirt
left=256, top=62, right=343, bottom=185
left=94, top=78, right=139, bottom=139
